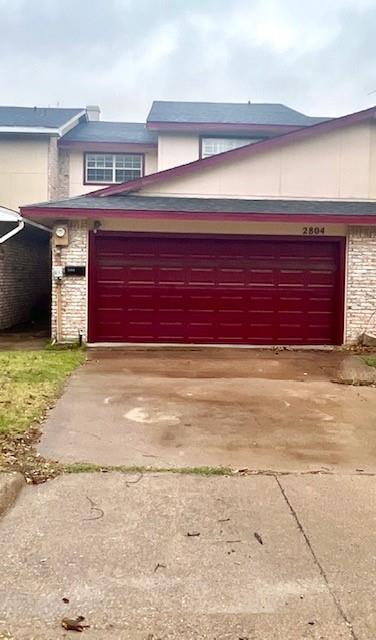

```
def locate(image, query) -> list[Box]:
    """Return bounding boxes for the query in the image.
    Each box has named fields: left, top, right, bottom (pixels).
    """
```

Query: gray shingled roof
left=147, top=101, right=329, bottom=127
left=61, top=121, right=157, bottom=144
left=0, top=106, right=85, bottom=128
left=25, top=194, right=376, bottom=216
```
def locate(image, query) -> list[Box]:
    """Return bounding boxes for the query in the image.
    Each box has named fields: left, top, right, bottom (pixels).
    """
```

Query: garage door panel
left=90, top=235, right=343, bottom=345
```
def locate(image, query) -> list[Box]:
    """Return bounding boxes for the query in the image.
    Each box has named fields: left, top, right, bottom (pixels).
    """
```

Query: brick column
left=51, top=220, right=88, bottom=342
left=346, top=226, right=376, bottom=342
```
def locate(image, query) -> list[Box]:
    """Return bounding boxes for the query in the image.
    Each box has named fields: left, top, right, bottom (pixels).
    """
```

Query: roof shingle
left=61, top=121, right=157, bottom=144
left=23, top=194, right=376, bottom=217
left=147, top=101, right=329, bottom=127
left=0, top=106, right=84, bottom=128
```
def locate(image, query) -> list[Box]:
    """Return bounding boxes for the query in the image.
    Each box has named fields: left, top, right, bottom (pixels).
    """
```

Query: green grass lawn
left=364, top=356, right=376, bottom=368
left=0, top=350, right=85, bottom=435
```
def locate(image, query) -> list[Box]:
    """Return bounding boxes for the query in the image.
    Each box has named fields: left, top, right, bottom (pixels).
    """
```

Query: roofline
left=94, top=105, right=376, bottom=198
left=145, top=121, right=304, bottom=133
left=58, top=140, right=157, bottom=152
left=58, top=110, right=87, bottom=136
left=0, top=126, right=62, bottom=135
left=0, top=109, right=86, bottom=138
left=20, top=205, right=376, bottom=225
left=23, top=216, right=51, bottom=233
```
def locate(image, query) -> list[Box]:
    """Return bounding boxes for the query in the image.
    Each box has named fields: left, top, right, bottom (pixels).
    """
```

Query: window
left=201, top=137, right=258, bottom=159
left=85, top=153, right=143, bottom=184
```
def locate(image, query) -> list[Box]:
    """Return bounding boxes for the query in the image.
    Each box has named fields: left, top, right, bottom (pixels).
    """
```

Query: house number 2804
left=302, top=226, right=326, bottom=235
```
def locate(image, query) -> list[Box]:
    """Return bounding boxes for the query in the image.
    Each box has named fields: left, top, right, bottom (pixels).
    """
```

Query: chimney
left=86, top=105, right=101, bottom=121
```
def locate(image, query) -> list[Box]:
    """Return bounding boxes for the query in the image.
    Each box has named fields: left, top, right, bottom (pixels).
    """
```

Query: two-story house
left=21, top=100, right=376, bottom=348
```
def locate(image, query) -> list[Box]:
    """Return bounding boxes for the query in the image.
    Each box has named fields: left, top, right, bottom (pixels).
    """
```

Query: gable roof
left=93, top=104, right=376, bottom=198
left=60, top=121, right=157, bottom=145
left=0, top=106, right=86, bottom=135
left=147, top=100, right=328, bottom=127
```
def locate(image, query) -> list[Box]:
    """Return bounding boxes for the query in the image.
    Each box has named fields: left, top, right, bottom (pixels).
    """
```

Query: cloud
left=0, top=0, right=375, bottom=119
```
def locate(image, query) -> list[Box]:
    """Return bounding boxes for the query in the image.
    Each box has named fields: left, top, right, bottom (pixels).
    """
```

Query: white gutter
left=0, top=207, right=24, bottom=244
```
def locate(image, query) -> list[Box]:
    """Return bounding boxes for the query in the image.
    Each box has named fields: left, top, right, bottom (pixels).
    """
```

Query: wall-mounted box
left=64, top=265, right=86, bottom=276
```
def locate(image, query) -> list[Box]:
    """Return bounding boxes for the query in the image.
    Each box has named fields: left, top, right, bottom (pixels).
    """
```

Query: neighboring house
left=21, top=101, right=376, bottom=347
left=0, top=105, right=92, bottom=210
left=0, top=207, right=50, bottom=330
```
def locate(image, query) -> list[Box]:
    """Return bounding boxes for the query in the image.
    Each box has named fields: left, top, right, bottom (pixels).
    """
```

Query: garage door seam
left=275, top=476, right=357, bottom=640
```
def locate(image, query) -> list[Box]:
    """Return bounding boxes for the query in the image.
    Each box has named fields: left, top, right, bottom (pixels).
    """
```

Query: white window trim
left=85, top=152, right=144, bottom=184
left=201, top=137, right=259, bottom=159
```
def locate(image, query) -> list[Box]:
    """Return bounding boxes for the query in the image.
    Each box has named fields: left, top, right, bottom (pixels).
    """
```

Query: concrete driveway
left=39, top=348, right=376, bottom=472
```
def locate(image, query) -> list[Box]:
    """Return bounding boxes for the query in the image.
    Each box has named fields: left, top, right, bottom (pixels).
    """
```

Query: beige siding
left=142, top=122, right=376, bottom=201
left=157, top=133, right=199, bottom=170
left=68, top=149, right=158, bottom=197
left=98, top=217, right=346, bottom=236
left=0, top=138, right=49, bottom=210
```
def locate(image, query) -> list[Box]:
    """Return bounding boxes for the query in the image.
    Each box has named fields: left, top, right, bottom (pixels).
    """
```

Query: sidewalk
left=0, top=472, right=373, bottom=639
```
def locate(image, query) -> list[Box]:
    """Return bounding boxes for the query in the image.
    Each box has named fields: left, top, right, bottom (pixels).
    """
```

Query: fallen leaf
left=61, top=616, right=89, bottom=632
left=254, top=532, right=263, bottom=545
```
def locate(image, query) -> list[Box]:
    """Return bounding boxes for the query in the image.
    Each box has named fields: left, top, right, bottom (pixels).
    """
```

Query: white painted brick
left=346, top=226, right=376, bottom=342
left=51, top=221, right=88, bottom=342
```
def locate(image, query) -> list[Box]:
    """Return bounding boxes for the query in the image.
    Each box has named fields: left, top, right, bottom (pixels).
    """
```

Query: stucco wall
left=68, top=150, right=158, bottom=197
left=0, top=226, right=50, bottom=330
left=142, top=122, right=375, bottom=201
left=51, top=220, right=88, bottom=342
left=346, top=226, right=376, bottom=342
left=157, top=134, right=199, bottom=170
left=0, top=138, right=49, bottom=210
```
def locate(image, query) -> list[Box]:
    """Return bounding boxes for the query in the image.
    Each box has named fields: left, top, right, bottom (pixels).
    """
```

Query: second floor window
left=85, top=153, right=143, bottom=184
left=201, top=137, right=258, bottom=158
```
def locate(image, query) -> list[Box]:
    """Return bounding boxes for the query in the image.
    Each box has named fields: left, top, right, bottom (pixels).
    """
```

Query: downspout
left=0, top=218, right=24, bottom=244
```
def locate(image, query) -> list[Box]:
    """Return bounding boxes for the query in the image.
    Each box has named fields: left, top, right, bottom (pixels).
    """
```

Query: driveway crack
left=275, top=476, right=358, bottom=640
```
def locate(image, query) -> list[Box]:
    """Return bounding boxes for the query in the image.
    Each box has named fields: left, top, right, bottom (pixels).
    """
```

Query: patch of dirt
left=0, top=427, right=61, bottom=484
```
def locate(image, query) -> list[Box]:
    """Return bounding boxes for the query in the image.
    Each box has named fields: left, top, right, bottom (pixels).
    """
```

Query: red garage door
left=88, top=233, right=344, bottom=345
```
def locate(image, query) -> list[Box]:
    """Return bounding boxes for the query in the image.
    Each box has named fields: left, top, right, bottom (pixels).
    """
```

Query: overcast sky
left=0, top=0, right=375, bottom=121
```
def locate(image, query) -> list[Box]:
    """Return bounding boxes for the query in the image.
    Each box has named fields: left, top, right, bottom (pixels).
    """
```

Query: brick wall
left=0, top=226, right=50, bottom=330
left=57, top=148, right=70, bottom=199
left=47, top=136, right=60, bottom=201
left=51, top=220, right=88, bottom=342
left=346, top=226, right=376, bottom=342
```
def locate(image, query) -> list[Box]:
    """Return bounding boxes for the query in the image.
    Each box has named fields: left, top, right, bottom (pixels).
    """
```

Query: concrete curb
left=334, top=355, right=376, bottom=386
left=0, top=472, right=24, bottom=518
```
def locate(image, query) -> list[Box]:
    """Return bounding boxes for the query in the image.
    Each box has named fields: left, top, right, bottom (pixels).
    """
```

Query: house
left=0, top=207, right=50, bottom=330
left=21, top=100, right=376, bottom=347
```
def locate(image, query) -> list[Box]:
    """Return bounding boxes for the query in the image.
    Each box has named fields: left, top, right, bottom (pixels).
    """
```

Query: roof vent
left=86, top=105, right=101, bottom=121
